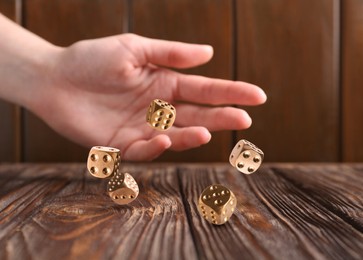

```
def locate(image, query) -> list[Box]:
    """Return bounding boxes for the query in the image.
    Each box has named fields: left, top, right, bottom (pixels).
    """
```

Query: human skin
left=0, top=14, right=267, bottom=161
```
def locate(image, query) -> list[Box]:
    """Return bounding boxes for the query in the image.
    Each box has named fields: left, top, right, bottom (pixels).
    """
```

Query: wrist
left=22, top=44, right=64, bottom=117
left=0, top=14, right=63, bottom=115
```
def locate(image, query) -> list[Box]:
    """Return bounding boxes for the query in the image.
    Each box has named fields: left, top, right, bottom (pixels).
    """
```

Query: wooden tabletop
left=0, top=163, right=363, bottom=260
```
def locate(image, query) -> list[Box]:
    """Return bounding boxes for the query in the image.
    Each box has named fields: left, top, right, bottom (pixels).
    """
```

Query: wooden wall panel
left=2, top=0, right=349, bottom=163
left=0, top=0, right=20, bottom=162
left=132, top=0, right=233, bottom=162
left=0, top=0, right=16, bottom=20
left=342, top=0, right=363, bottom=162
left=236, top=0, right=340, bottom=162
left=23, top=0, right=126, bottom=162
left=0, top=99, right=17, bottom=163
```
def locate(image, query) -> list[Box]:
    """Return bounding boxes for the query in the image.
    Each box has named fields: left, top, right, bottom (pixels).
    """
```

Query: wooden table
left=0, top=163, right=363, bottom=260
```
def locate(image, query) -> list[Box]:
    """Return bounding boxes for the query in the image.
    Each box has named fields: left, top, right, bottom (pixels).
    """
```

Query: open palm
left=36, top=34, right=266, bottom=161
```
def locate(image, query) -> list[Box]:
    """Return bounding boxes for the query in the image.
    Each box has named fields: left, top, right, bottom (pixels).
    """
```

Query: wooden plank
left=178, top=164, right=313, bottom=259
left=0, top=103, right=17, bottom=162
left=0, top=0, right=20, bottom=162
left=0, top=164, right=198, bottom=259
left=0, top=0, right=16, bottom=20
left=22, top=0, right=126, bottom=162
left=132, top=0, right=234, bottom=162
left=247, top=164, right=363, bottom=259
left=271, top=164, right=363, bottom=229
left=0, top=164, right=76, bottom=241
left=236, top=0, right=340, bottom=162
left=178, top=164, right=363, bottom=259
left=1, top=163, right=363, bottom=259
left=342, top=0, right=363, bottom=161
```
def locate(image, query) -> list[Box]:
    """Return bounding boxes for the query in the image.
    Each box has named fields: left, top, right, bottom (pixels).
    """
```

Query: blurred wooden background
left=0, top=0, right=362, bottom=163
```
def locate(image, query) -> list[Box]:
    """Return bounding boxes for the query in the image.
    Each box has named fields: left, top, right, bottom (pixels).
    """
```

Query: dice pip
left=87, top=146, right=121, bottom=178
left=197, top=184, right=237, bottom=225
left=107, top=172, right=139, bottom=205
left=146, top=99, right=176, bottom=131
left=229, top=139, right=264, bottom=174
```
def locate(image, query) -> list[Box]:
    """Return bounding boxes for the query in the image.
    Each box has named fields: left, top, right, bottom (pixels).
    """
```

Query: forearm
left=0, top=13, right=61, bottom=111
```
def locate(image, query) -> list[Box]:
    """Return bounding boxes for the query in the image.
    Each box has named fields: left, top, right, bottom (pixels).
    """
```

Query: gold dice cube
left=146, top=99, right=176, bottom=131
left=229, top=139, right=264, bottom=174
left=107, top=172, right=139, bottom=205
left=197, top=184, right=237, bottom=225
left=87, top=146, right=121, bottom=178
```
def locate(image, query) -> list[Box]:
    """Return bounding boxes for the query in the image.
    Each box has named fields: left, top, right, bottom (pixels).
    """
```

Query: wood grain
left=132, top=0, right=234, bottom=162
left=248, top=165, right=363, bottom=259
left=342, top=0, right=363, bottom=161
left=178, top=165, right=313, bottom=259
left=22, top=0, right=126, bottom=162
left=1, top=163, right=363, bottom=259
left=1, top=163, right=362, bottom=259
left=271, top=164, right=363, bottom=229
left=236, top=0, right=340, bottom=162
left=0, top=163, right=197, bottom=259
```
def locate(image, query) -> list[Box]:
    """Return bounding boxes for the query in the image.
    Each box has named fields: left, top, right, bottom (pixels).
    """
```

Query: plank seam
left=231, top=0, right=238, bottom=150
left=176, top=167, right=203, bottom=260
left=244, top=171, right=320, bottom=259
left=337, top=0, right=343, bottom=162
left=274, top=167, right=363, bottom=234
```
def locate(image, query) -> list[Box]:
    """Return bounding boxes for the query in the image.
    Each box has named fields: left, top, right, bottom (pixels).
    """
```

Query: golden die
left=146, top=99, right=176, bottom=131
left=87, top=146, right=121, bottom=178
left=229, top=139, right=264, bottom=174
left=107, top=172, right=139, bottom=205
left=197, top=184, right=237, bottom=225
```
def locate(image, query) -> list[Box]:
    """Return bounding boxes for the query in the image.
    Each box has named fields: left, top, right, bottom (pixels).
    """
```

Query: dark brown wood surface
left=0, top=0, right=21, bottom=162
left=2, top=0, right=363, bottom=163
left=0, top=163, right=362, bottom=259
left=22, top=0, right=127, bottom=162
left=0, top=0, right=16, bottom=20
left=128, top=0, right=234, bottom=162
left=342, top=0, right=363, bottom=162
left=17, top=0, right=234, bottom=163
left=236, top=0, right=340, bottom=162
left=0, top=101, right=17, bottom=162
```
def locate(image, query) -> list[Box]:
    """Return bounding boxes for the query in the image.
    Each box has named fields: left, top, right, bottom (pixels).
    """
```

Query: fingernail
left=258, top=88, right=267, bottom=103
left=202, top=45, right=214, bottom=54
left=202, top=129, right=212, bottom=144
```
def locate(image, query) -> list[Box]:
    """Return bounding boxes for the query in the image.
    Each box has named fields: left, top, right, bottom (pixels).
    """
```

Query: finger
left=175, top=74, right=267, bottom=105
left=123, top=34, right=214, bottom=68
left=164, top=126, right=212, bottom=151
left=174, top=104, right=252, bottom=131
left=123, top=135, right=172, bottom=161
